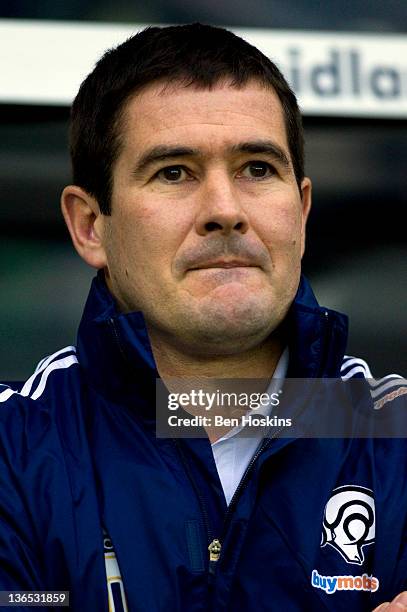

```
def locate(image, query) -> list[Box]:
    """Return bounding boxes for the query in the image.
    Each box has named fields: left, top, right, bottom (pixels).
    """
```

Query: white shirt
left=211, top=348, right=289, bottom=505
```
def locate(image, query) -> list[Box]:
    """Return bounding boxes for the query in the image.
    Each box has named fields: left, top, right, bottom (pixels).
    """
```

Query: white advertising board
left=0, top=20, right=406, bottom=117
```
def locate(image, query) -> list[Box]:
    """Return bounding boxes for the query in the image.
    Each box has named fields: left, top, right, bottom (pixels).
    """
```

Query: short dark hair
left=70, top=23, right=304, bottom=215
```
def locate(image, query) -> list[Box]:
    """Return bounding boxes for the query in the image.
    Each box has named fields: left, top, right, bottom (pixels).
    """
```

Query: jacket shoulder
left=0, top=346, right=92, bottom=592
left=0, top=345, right=79, bottom=408
left=340, top=355, right=407, bottom=410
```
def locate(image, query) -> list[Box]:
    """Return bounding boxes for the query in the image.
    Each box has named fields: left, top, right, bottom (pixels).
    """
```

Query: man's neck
left=149, top=332, right=284, bottom=380
left=149, top=332, right=285, bottom=443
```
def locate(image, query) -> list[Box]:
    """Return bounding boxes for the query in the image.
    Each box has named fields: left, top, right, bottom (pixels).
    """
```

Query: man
left=0, top=23, right=406, bottom=611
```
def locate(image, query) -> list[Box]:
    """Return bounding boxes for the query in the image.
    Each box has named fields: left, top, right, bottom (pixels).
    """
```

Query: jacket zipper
left=173, top=436, right=267, bottom=577
left=213, top=312, right=332, bottom=558
left=172, top=439, right=225, bottom=583
left=208, top=538, right=222, bottom=575
left=209, top=418, right=292, bottom=575
left=317, top=310, right=330, bottom=377
left=172, top=438, right=214, bottom=550
left=173, top=421, right=288, bottom=579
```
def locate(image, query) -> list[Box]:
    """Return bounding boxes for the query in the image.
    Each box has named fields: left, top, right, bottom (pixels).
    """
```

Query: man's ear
left=61, top=185, right=108, bottom=269
left=299, top=177, right=312, bottom=258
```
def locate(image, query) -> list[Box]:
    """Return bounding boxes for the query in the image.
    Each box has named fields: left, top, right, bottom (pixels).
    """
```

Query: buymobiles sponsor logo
left=311, top=569, right=379, bottom=594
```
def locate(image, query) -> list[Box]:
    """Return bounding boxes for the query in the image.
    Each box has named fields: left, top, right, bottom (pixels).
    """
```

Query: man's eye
left=157, top=166, right=188, bottom=182
left=240, top=161, right=274, bottom=179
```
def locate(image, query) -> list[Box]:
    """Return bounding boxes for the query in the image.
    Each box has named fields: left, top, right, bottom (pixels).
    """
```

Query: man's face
left=99, top=80, right=311, bottom=356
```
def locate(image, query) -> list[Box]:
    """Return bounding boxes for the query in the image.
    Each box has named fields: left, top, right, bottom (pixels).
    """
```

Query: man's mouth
left=189, top=259, right=257, bottom=270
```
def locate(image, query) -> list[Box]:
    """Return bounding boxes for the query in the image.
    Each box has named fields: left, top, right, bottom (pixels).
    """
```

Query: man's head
left=69, top=23, right=305, bottom=215
left=62, top=24, right=311, bottom=358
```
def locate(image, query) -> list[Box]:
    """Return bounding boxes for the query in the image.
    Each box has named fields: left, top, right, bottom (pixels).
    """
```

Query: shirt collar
left=211, top=347, right=289, bottom=445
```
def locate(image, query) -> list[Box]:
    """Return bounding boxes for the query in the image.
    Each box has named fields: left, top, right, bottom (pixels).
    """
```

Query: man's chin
left=184, top=273, right=265, bottom=302
left=179, top=306, right=279, bottom=354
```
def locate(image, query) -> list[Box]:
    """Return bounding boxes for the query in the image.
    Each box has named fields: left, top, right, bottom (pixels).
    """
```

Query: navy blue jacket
left=0, top=274, right=406, bottom=611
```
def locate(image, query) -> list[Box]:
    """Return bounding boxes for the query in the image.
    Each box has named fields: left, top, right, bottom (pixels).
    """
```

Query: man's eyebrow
left=133, top=145, right=198, bottom=175
left=230, top=141, right=291, bottom=169
left=132, top=140, right=291, bottom=176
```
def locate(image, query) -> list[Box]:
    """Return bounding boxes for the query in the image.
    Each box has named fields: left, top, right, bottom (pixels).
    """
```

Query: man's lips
left=188, top=260, right=258, bottom=270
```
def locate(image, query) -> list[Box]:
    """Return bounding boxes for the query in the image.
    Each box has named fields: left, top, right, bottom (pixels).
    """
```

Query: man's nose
left=194, top=173, right=250, bottom=236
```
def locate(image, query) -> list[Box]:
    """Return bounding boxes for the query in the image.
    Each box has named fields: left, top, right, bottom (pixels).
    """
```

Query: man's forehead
left=119, top=79, right=289, bottom=157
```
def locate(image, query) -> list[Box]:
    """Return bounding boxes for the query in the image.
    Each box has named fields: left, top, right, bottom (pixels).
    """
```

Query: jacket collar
left=286, top=275, right=348, bottom=378
left=77, top=271, right=348, bottom=402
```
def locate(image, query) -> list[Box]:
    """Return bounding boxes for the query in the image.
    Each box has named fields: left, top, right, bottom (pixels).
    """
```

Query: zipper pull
left=208, top=538, right=222, bottom=575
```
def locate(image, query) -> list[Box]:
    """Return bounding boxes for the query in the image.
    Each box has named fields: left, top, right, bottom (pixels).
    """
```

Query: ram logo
left=321, top=485, right=375, bottom=566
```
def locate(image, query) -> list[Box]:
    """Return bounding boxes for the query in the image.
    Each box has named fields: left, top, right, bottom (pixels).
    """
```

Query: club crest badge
left=321, top=485, right=375, bottom=566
